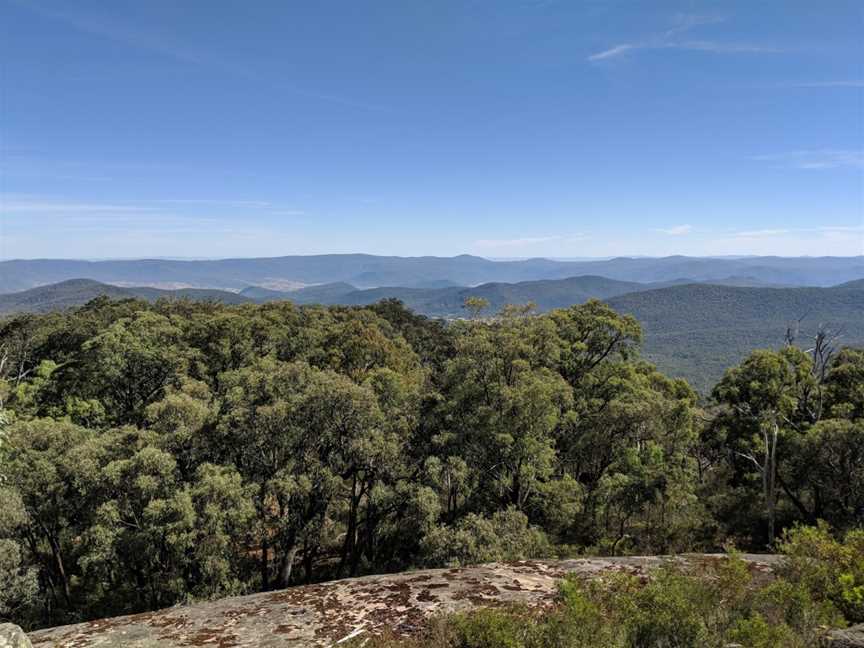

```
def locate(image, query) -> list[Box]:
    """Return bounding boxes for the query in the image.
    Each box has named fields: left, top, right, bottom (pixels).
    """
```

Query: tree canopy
left=0, top=296, right=860, bottom=630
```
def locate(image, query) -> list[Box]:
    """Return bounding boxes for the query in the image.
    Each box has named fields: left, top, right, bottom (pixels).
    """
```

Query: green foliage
left=0, top=488, right=38, bottom=621
left=778, top=522, right=864, bottom=623
left=726, top=614, right=801, bottom=648
left=453, top=608, right=533, bottom=648
left=358, top=556, right=837, bottom=648
left=606, top=283, right=864, bottom=394
left=421, top=508, right=550, bottom=566
left=0, top=295, right=860, bottom=633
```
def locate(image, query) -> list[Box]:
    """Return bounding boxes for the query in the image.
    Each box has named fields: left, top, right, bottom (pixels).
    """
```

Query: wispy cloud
left=732, top=228, right=791, bottom=238
left=1, top=197, right=306, bottom=214
left=657, top=224, right=693, bottom=236
left=673, top=41, right=780, bottom=54
left=706, top=226, right=863, bottom=256
left=729, top=225, right=864, bottom=239
left=145, top=200, right=307, bottom=215
left=588, top=44, right=635, bottom=62
left=588, top=13, right=778, bottom=62
left=752, top=150, right=864, bottom=170
left=776, top=80, right=864, bottom=88
left=0, top=201, right=159, bottom=213
left=145, top=199, right=275, bottom=207
left=820, top=225, right=864, bottom=233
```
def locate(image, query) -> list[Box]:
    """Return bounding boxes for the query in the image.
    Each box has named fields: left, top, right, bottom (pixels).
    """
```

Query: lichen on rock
left=27, top=555, right=782, bottom=648
left=0, top=624, right=32, bottom=648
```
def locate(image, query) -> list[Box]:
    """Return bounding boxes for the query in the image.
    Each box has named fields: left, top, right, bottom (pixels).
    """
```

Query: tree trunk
left=260, top=537, right=269, bottom=590
left=303, top=540, right=315, bottom=584
left=764, top=421, right=779, bottom=547
left=42, top=527, right=71, bottom=607
left=279, top=543, right=300, bottom=589
left=337, top=474, right=359, bottom=579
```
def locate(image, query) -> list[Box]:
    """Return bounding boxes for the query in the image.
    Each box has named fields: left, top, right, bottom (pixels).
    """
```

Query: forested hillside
left=2, top=278, right=862, bottom=395
left=607, top=282, right=864, bottom=392
left=327, top=275, right=658, bottom=313
left=0, top=279, right=251, bottom=314
left=0, top=297, right=861, bottom=633
left=0, top=276, right=655, bottom=317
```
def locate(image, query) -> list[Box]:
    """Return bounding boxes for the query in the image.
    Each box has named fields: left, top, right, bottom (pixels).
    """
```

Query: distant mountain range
left=2, top=254, right=862, bottom=293
left=1, top=274, right=862, bottom=392
left=0, top=274, right=820, bottom=318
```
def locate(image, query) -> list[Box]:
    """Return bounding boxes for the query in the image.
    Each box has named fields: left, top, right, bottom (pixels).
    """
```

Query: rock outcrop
left=830, top=624, right=864, bottom=648
left=0, top=624, right=32, bottom=648
left=28, top=554, right=780, bottom=648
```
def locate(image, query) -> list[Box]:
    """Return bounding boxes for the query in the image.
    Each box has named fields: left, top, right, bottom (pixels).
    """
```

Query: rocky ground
left=26, top=554, right=782, bottom=648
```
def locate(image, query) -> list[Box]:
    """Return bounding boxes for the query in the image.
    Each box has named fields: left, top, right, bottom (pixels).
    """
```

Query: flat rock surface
left=0, top=623, right=33, bottom=648
left=29, top=554, right=780, bottom=648
left=829, top=623, right=864, bottom=648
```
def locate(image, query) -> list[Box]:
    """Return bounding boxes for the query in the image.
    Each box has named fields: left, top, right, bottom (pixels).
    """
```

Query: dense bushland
left=0, top=296, right=861, bottom=630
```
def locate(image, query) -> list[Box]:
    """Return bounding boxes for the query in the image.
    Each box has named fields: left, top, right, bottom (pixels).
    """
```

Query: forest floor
left=29, top=554, right=781, bottom=648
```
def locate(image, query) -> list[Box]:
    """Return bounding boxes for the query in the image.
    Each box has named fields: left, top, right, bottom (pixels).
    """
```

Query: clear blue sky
left=1, top=0, right=862, bottom=259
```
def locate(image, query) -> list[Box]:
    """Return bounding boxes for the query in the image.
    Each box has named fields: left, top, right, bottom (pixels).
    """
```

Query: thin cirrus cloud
left=587, top=13, right=779, bottom=62
left=588, top=40, right=779, bottom=62
left=145, top=199, right=275, bottom=207
left=731, top=229, right=791, bottom=238
left=0, top=201, right=159, bottom=213
left=588, top=44, right=635, bottom=61
left=730, top=226, right=864, bottom=239
left=777, top=80, right=864, bottom=88
left=658, top=224, right=693, bottom=236
left=752, top=150, right=864, bottom=170
left=0, top=198, right=304, bottom=215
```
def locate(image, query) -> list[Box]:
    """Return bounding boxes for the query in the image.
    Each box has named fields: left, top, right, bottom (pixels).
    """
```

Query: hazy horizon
left=2, top=252, right=864, bottom=264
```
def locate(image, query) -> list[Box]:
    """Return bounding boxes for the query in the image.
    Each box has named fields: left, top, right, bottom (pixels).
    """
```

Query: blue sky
left=1, top=0, right=862, bottom=259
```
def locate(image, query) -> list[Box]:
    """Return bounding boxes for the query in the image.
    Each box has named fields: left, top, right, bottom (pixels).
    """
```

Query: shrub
left=354, top=538, right=855, bottom=648
left=778, top=522, right=864, bottom=623
left=421, top=508, right=550, bottom=567
left=727, top=613, right=803, bottom=648
left=626, top=568, right=715, bottom=648
left=453, top=607, right=533, bottom=648
left=539, top=576, right=626, bottom=647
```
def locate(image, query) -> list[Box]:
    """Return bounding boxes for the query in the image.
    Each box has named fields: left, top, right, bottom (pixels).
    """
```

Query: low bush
left=355, top=551, right=848, bottom=648
left=778, top=522, right=864, bottom=623
left=420, top=508, right=551, bottom=567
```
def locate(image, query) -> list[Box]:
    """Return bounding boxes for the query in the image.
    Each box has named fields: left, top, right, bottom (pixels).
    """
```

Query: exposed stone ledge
left=28, top=554, right=781, bottom=648
left=0, top=624, right=32, bottom=648
left=829, top=624, right=864, bottom=648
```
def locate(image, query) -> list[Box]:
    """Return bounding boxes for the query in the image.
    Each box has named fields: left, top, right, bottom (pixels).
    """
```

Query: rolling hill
left=327, top=275, right=665, bottom=314
left=0, top=276, right=658, bottom=317
left=2, top=254, right=862, bottom=294
left=606, top=282, right=864, bottom=392
left=239, top=281, right=358, bottom=304
left=2, top=277, right=862, bottom=394
left=0, top=279, right=251, bottom=315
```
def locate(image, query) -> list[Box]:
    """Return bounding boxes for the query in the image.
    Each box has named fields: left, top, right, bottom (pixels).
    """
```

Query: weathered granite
left=0, top=624, right=32, bottom=648
left=28, top=554, right=781, bottom=648
left=829, top=624, right=864, bottom=648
